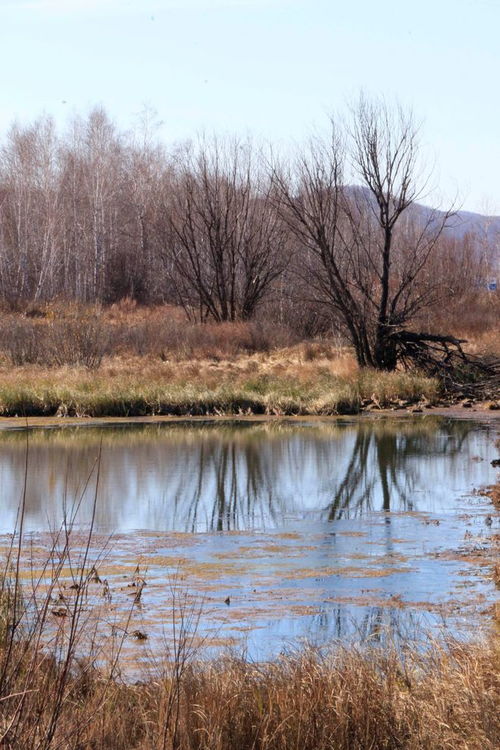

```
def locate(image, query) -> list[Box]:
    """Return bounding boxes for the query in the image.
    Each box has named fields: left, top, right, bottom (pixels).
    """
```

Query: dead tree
left=271, top=128, right=382, bottom=367
left=158, top=138, right=288, bottom=322
left=349, top=97, right=458, bottom=369
left=272, top=97, right=473, bottom=374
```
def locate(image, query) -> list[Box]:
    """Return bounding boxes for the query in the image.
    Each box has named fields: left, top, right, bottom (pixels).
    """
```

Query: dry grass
left=0, top=302, right=297, bottom=364
left=1, top=630, right=498, bottom=749
left=0, top=525, right=497, bottom=750
left=2, top=298, right=499, bottom=363
left=2, top=520, right=499, bottom=749
left=0, top=301, right=495, bottom=416
left=417, top=291, right=500, bottom=356
left=0, top=349, right=439, bottom=417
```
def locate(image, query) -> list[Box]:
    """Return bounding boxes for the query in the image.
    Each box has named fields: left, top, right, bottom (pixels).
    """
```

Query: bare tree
left=271, top=128, right=380, bottom=365
left=113, top=115, right=166, bottom=303
left=272, top=97, right=460, bottom=371
left=0, top=97, right=494, bottom=385
left=0, top=117, right=63, bottom=302
left=158, top=138, right=288, bottom=322
left=349, top=97, right=457, bottom=369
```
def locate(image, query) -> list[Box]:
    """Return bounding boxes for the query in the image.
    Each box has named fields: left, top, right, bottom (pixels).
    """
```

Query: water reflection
left=215, top=605, right=436, bottom=660
left=307, top=605, right=432, bottom=647
left=0, top=418, right=495, bottom=533
left=1, top=417, right=497, bottom=660
left=326, top=424, right=471, bottom=519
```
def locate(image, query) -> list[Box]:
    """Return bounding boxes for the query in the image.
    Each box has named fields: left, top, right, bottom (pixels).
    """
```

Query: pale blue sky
left=0, top=0, right=499, bottom=212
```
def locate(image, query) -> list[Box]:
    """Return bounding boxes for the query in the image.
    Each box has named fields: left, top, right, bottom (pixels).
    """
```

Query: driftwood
left=389, top=330, right=500, bottom=398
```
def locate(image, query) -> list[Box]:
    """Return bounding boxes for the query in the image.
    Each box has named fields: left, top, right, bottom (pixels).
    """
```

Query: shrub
left=0, top=318, right=45, bottom=365
left=0, top=314, right=110, bottom=369
left=47, top=315, right=110, bottom=369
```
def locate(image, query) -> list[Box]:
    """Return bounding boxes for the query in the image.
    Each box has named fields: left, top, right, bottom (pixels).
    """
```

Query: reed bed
left=1, top=624, right=498, bottom=750
left=0, top=353, right=439, bottom=418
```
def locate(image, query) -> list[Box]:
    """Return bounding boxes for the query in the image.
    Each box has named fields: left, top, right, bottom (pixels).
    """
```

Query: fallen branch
left=390, top=330, right=500, bottom=397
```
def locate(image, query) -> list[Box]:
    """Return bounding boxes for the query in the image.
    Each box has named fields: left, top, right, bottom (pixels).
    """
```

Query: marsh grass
left=0, top=306, right=296, bottom=367
left=0, top=354, right=439, bottom=418
left=1, top=301, right=494, bottom=417
left=1, top=625, right=498, bottom=749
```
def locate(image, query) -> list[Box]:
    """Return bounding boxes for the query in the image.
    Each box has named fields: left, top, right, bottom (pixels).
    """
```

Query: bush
left=117, top=318, right=299, bottom=359
left=47, top=315, right=110, bottom=369
left=0, top=318, right=44, bottom=365
left=0, top=314, right=110, bottom=369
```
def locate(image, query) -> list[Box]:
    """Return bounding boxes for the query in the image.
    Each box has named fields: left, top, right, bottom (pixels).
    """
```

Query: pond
left=0, top=416, right=498, bottom=665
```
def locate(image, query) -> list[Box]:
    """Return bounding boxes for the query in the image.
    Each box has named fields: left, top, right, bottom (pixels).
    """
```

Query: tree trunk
left=374, top=328, right=398, bottom=370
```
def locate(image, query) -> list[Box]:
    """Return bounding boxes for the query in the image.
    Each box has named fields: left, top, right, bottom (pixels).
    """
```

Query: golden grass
left=418, top=292, right=500, bottom=354
left=1, top=637, right=498, bottom=750
left=0, top=349, right=440, bottom=418
left=2, top=295, right=498, bottom=417
left=461, top=329, right=500, bottom=357
left=0, top=300, right=496, bottom=417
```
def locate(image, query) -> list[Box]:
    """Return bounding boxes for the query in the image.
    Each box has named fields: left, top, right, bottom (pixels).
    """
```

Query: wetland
left=1, top=415, right=499, bottom=664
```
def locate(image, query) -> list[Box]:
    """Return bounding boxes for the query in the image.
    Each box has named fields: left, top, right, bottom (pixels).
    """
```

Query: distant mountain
left=353, top=187, right=500, bottom=270
left=431, top=208, right=500, bottom=272
left=444, top=209, right=500, bottom=244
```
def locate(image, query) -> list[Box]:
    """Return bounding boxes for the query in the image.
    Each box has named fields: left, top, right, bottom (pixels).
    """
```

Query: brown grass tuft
left=1, top=635, right=499, bottom=750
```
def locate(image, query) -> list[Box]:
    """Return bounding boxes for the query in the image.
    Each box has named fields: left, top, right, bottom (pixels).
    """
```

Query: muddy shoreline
left=0, top=404, right=499, bottom=431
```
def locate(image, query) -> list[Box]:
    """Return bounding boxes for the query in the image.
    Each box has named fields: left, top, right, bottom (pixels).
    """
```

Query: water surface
left=0, top=417, right=498, bottom=662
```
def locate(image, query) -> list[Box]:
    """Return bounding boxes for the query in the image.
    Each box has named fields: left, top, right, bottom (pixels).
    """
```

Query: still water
left=0, top=417, right=498, bottom=660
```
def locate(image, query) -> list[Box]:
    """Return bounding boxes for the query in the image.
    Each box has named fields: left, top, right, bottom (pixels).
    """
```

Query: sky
left=0, top=0, right=499, bottom=213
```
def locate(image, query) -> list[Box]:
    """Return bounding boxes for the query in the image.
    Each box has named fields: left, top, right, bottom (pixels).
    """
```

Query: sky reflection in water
left=0, top=417, right=498, bottom=659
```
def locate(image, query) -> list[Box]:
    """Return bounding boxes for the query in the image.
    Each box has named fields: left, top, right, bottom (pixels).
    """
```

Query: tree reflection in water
left=326, top=422, right=471, bottom=521
left=0, top=418, right=492, bottom=533
left=308, top=604, right=431, bottom=648
left=0, top=419, right=495, bottom=659
left=165, top=419, right=479, bottom=530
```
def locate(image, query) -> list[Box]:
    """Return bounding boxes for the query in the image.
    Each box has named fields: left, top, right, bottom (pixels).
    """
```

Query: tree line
left=0, top=98, right=489, bottom=369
